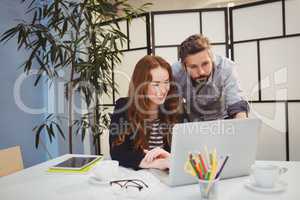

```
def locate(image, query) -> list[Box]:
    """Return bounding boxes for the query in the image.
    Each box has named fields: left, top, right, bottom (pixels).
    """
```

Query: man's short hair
left=179, top=34, right=212, bottom=63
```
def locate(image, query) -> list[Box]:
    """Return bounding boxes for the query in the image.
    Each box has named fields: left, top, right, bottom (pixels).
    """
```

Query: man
left=172, top=34, right=248, bottom=121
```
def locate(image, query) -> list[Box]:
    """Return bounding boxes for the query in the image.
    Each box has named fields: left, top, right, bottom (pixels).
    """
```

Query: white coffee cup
left=251, top=164, right=287, bottom=188
left=92, top=160, right=119, bottom=181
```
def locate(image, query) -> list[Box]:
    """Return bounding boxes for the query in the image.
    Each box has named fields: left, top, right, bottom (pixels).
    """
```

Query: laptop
left=150, top=118, right=261, bottom=186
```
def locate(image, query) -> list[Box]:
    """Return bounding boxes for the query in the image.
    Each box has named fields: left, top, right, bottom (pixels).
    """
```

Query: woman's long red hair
left=116, top=55, right=180, bottom=150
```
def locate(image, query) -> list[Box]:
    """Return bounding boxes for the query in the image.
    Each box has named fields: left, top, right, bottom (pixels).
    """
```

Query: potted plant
left=0, top=0, right=150, bottom=154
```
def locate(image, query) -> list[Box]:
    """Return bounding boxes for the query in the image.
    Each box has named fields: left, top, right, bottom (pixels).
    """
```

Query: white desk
left=0, top=154, right=299, bottom=200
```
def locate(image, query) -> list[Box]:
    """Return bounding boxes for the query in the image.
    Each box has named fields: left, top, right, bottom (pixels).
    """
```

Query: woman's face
left=147, top=67, right=170, bottom=107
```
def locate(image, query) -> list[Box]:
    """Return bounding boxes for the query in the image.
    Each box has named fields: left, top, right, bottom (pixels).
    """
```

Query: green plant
left=0, top=0, right=150, bottom=154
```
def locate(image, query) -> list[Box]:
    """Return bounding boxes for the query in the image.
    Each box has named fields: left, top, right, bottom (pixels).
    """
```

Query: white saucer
left=244, top=180, right=287, bottom=193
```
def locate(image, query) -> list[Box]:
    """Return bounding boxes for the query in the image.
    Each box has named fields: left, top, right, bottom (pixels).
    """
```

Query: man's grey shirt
left=172, top=54, right=249, bottom=121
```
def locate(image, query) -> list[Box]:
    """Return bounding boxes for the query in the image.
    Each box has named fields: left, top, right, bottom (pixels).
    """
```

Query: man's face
left=184, top=50, right=213, bottom=82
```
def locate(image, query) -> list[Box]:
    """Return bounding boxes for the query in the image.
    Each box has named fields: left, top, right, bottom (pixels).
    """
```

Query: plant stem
left=68, top=52, right=76, bottom=154
left=68, top=67, right=74, bottom=154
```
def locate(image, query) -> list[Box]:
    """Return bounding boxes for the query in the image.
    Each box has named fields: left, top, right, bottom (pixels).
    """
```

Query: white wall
left=0, top=0, right=87, bottom=166
left=0, top=0, right=47, bottom=168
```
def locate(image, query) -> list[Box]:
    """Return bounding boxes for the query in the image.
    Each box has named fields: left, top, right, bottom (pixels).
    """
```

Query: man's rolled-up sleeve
left=223, top=61, right=249, bottom=117
left=227, top=100, right=249, bottom=117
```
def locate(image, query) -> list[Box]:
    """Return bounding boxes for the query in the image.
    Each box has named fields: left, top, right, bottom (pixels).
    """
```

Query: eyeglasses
left=110, top=179, right=149, bottom=191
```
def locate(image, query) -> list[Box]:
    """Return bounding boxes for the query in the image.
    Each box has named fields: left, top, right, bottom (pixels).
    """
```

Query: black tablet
left=50, top=156, right=101, bottom=170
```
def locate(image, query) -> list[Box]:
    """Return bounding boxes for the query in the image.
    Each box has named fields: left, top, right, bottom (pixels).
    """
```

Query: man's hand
left=234, top=112, right=247, bottom=119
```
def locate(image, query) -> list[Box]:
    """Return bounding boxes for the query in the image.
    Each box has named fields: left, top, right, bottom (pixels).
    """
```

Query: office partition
left=249, top=102, right=286, bottom=161
left=151, top=8, right=229, bottom=64
left=288, top=103, right=300, bottom=161
left=98, top=13, right=151, bottom=106
left=230, top=0, right=300, bottom=161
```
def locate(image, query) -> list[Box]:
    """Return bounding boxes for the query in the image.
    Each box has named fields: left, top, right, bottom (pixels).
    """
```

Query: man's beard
left=191, top=76, right=208, bottom=94
left=192, top=76, right=208, bottom=86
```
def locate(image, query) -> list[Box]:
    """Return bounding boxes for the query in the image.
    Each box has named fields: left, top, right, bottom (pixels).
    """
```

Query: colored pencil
left=189, top=154, right=200, bottom=179
left=198, top=153, right=207, bottom=174
left=215, top=155, right=229, bottom=179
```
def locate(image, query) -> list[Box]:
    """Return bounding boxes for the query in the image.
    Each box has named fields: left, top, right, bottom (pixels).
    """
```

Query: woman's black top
left=109, top=97, right=185, bottom=170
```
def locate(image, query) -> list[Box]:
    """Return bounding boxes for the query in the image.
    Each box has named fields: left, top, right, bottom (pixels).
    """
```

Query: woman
left=109, top=55, right=183, bottom=170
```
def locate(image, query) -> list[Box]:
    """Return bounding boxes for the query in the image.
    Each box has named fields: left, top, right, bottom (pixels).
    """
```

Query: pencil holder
left=198, top=177, right=220, bottom=200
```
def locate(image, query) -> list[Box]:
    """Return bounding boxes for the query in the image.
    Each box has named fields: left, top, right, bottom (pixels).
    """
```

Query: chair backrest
left=0, top=146, right=24, bottom=177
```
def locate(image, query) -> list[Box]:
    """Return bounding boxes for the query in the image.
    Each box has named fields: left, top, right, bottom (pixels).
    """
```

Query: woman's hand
left=139, top=147, right=170, bottom=170
left=139, top=157, right=170, bottom=170
left=150, top=158, right=170, bottom=170
left=143, top=147, right=170, bottom=162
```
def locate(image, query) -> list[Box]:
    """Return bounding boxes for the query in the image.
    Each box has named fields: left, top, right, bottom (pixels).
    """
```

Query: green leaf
left=0, top=27, right=18, bottom=43
left=34, top=72, right=42, bottom=86
left=46, top=113, right=53, bottom=120
left=81, top=126, right=86, bottom=142
left=26, top=0, right=37, bottom=10
left=49, top=123, right=55, bottom=138
left=31, top=10, right=37, bottom=24
left=62, top=19, right=68, bottom=37
left=52, top=121, right=66, bottom=140
left=34, top=124, right=46, bottom=148
left=46, top=125, right=53, bottom=143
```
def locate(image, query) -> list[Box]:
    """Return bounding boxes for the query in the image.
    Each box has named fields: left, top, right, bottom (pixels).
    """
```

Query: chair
left=0, top=146, right=24, bottom=176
